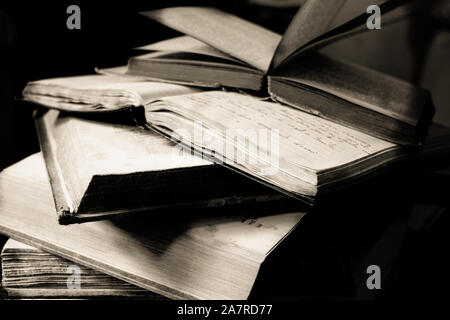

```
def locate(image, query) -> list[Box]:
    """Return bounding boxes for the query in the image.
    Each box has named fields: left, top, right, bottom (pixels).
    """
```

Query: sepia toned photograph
left=1, top=0, right=449, bottom=311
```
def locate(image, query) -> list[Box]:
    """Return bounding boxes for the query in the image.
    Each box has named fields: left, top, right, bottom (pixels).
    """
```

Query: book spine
left=33, top=109, right=74, bottom=224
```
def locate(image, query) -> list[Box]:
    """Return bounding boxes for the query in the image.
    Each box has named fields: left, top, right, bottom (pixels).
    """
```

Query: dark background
left=1, top=0, right=450, bottom=300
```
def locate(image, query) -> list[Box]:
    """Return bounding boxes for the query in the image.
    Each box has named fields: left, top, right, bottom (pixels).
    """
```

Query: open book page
left=0, top=153, right=305, bottom=299
left=270, top=0, right=346, bottom=70
left=50, top=111, right=211, bottom=177
left=146, top=111, right=318, bottom=196
left=141, top=7, right=281, bottom=72
left=136, top=36, right=244, bottom=64
left=186, top=211, right=305, bottom=258
left=270, top=0, right=400, bottom=70
left=23, top=74, right=200, bottom=111
left=145, top=91, right=397, bottom=184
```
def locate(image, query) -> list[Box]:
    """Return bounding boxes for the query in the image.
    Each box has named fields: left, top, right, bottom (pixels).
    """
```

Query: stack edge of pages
left=1, top=239, right=161, bottom=299
left=0, top=153, right=306, bottom=300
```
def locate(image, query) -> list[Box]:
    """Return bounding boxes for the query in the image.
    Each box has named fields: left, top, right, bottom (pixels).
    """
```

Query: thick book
left=34, top=108, right=283, bottom=224
left=0, top=153, right=306, bottom=300
left=121, top=1, right=434, bottom=146
left=1, top=238, right=161, bottom=299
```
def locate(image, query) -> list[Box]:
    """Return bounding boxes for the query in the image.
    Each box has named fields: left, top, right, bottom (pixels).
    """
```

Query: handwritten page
left=151, top=91, right=396, bottom=170
left=144, top=91, right=400, bottom=196
left=141, top=7, right=281, bottom=72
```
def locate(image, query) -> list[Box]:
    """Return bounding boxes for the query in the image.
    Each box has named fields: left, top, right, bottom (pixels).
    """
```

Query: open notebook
left=0, top=154, right=306, bottom=299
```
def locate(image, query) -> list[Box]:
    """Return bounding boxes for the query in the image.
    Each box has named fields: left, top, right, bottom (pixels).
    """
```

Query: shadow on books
left=108, top=199, right=307, bottom=256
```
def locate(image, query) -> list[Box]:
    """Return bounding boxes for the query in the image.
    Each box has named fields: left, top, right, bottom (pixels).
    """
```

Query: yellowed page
left=147, top=91, right=396, bottom=177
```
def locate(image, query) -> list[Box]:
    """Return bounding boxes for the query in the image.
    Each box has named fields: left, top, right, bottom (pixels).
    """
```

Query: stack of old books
left=2, top=0, right=450, bottom=299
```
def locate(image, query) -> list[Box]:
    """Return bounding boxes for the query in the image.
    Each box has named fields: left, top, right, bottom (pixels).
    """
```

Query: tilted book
left=121, top=1, right=434, bottom=145
left=0, top=153, right=306, bottom=300
left=1, top=238, right=161, bottom=299
left=34, top=108, right=283, bottom=224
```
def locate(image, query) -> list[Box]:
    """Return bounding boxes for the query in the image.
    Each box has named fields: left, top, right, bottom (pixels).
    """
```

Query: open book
left=1, top=238, right=158, bottom=299
left=0, top=154, right=306, bottom=300
left=138, top=91, right=450, bottom=202
left=35, top=109, right=283, bottom=224
left=121, top=1, right=434, bottom=145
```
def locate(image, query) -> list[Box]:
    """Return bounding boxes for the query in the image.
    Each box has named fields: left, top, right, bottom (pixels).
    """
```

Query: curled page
left=270, top=0, right=408, bottom=71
